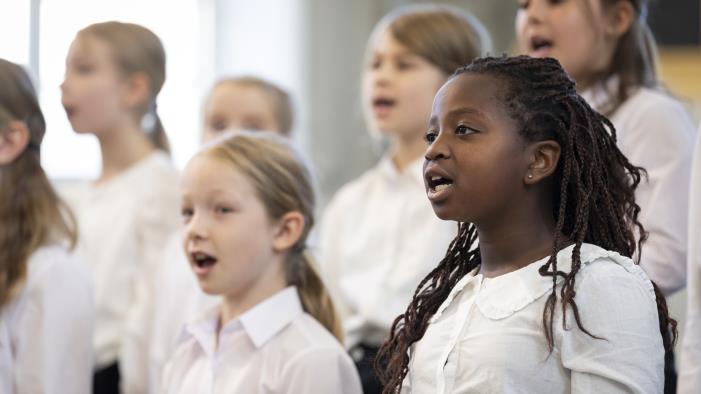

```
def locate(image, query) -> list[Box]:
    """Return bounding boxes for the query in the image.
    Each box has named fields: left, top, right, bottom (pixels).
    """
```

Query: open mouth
left=427, top=175, right=454, bottom=193
left=530, top=36, right=553, bottom=56
left=372, top=97, right=396, bottom=114
left=191, top=251, right=217, bottom=274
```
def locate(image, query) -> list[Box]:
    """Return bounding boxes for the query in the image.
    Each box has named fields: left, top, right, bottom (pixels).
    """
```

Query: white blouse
left=61, top=152, right=179, bottom=388
left=319, top=155, right=456, bottom=348
left=679, top=126, right=701, bottom=393
left=581, top=84, right=696, bottom=294
left=0, top=245, right=94, bottom=394
left=162, top=287, right=363, bottom=394
left=404, top=243, right=664, bottom=394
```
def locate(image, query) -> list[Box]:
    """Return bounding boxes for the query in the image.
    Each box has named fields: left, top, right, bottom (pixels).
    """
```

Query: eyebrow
left=446, top=107, right=488, bottom=120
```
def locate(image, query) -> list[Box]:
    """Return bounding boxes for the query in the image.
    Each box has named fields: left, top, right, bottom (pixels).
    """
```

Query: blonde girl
left=60, top=21, right=179, bottom=394
left=319, top=4, right=490, bottom=392
left=0, top=58, right=94, bottom=394
left=148, top=76, right=294, bottom=393
left=163, top=132, right=361, bottom=393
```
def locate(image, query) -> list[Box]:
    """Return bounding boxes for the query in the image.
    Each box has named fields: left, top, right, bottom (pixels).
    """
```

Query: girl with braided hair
left=376, top=55, right=675, bottom=393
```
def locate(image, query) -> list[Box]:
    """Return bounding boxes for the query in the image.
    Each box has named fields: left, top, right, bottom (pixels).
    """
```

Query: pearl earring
left=527, top=174, right=533, bottom=179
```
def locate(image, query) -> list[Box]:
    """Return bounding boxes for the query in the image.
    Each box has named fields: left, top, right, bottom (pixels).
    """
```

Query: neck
left=476, top=193, right=557, bottom=278
left=218, top=262, right=287, bottom=330
left=97, top=123, right=155, bottom=183
left=389, top=133, right=426, bottom=172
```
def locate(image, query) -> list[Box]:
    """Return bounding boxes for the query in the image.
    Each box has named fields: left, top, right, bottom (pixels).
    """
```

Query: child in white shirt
left=0, top=58, right=94, bottom=394
left=162, top=132, right=361, bottom=393
left=148, top=77, right=295, bottom=393
left=376, top=56, right=674, bottom=394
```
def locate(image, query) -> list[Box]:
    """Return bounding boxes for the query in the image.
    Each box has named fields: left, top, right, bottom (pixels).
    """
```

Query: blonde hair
left=209, top=77, right=293, bottom=135
left=77, top=21, right=170, bottom=152
left=0, top=58, right=77, bottom=309
left=201, top=132, right=342, bottom=341
left=368, top=4, right=492, bottom=75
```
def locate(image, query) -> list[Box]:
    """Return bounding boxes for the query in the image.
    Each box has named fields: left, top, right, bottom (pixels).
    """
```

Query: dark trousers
left=350, top=344, right=383, bottom=394
left=93, top=362, right=120, bottom=394
left=664, top=349, right=677, bottom=394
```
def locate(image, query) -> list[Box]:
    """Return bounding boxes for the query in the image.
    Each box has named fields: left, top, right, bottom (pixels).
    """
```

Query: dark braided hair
left=375, top=55, right=677, bottom=393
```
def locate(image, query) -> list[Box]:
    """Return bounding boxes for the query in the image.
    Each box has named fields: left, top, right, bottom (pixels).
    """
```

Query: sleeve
left=619, top=95, right=695, bottom=295
left=559, top=261, right=664, bottom=394
left=678, top=129, right=701, bottom=394
left=120, top=176, right=180, bottom=394
left=317, top=196, right=352, bottom=323
left=282, top=347, right=363, bottom=394
left=13, top=258, right=95, bottom=394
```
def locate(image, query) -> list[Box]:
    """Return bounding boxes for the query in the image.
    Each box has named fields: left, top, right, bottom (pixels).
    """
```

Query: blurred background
left=2, top=0, right=699, bottom=365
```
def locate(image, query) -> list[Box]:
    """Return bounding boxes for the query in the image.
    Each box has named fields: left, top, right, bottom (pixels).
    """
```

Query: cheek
left=515, top=13, right=529, bottom=50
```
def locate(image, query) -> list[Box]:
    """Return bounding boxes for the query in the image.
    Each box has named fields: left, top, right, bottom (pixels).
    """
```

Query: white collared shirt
left=581, top=83, right=696, bottom=294
left=0, top=245, right=94, bottom=394
left=162, top=287, right=362, bottom=394
left=403, top=243, right=664, bottom=394
left=61, top=151, right=179, bottom=379
left=319, top=155, right=456, bottom=348
left=679, top=125, right=701, bottom=393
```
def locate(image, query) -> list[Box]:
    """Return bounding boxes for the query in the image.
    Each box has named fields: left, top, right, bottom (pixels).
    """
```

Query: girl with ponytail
left=163, top=132, right=361, bottom=393
left=60, top=21, right=179, bottom=394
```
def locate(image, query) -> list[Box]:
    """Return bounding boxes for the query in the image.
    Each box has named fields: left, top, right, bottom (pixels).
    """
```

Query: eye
left=425, top=131, right=438, bottom=145
left=396, top=60, right=414, bottom=70
left=75, top=63, right=94, bottom=75
left=455, top=125, right=478, bottom=135
left=241, top=120, right=264, bottom=131
left=215, top=206, right=233, bottom=215
left=209, top=120, right=227, bottom=132
left=180, top=207, right=193, bottom=223
left=370, top=58, right=381, bottom=70
left=517, top=0, right=530, bottom=9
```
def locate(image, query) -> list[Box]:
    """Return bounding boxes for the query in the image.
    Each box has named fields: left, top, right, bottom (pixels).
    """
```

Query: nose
left=372, top=61, right=392, bottom=88
left=183, top=211, right=209, bottom=244
left=523, top=0, right=546, bottom=25
left=425, top=132, right=450, bottom=162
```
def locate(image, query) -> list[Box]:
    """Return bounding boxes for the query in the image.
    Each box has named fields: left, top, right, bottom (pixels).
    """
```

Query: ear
left=0, top=121, right=30, bottom=165
left=122, top=72, right=151, bottom=109
left=604, top=0, right=635, bottom=38
left=524, top=140, right=561, bottom=185
left=271, top=211, right=306, bottom=253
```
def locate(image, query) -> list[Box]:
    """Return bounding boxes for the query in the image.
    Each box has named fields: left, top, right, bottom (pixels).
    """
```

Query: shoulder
left=571, top=244, right=657, bottom=314
left=274, top=314, right=351, bottom=366
left=27, top=245, right=92, bottom=292
left=323, top=164, right=383, bottom=219
left=616, top=88, right=695, bottom=132
left=22, top=245, right=93, bottom=314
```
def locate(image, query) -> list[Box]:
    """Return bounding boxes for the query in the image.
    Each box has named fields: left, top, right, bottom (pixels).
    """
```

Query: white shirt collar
left=431, top=243, right=642, bottom=321
left=183, top=286, right=304, bottom=355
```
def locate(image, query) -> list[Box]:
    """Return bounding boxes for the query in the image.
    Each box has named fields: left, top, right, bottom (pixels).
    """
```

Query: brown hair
left=202, top=132, right=342, bottom=341
left=0, top=59, right=78, bottom=310
left=596, top=0, right=658, bottom=115
left=209, top=77, right=293, bottom=135
left=77, top=21, right=170, bottom=152
left=367, top=4, right=492, bottom=75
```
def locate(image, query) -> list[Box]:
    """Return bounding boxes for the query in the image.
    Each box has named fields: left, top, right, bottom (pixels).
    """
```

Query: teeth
left=431, top=176, right=441, bottom=181
left=434, top=183, right=450, bottom=192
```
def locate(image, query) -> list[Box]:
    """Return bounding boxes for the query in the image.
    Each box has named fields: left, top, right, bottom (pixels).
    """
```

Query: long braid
left=376, top=56, right=676, bottom=393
